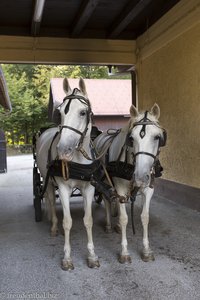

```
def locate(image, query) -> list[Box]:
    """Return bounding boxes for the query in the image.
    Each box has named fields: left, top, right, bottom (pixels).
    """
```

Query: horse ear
left=150, top=103, right=160, bottom=119
left=79, top=77, right=87, bottom=96
left=63, top=78, right=72, bottom=94
left=130, top=105, right=139, bottom=118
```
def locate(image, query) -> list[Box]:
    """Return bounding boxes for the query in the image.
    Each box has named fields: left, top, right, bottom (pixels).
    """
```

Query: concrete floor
left=0, top=155, right=200, bottom=300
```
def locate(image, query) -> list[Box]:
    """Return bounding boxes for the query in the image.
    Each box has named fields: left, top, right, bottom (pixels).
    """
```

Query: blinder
left=159, top=129, right=167, bottom=147
left=125, top=132, right=134, bottom=147
left=52, top=108, right=61, bottom=125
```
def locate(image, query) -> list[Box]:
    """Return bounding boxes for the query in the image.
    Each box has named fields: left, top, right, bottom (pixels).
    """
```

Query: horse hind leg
left=104, top=198, right=113, bottom=233
left=140, top=187, right=155, bottom=262
left=104, top=199, right=120, bottom=234
left=83, top=187, right=100, bottom=268
left=45, top=184, right=58, bottom=237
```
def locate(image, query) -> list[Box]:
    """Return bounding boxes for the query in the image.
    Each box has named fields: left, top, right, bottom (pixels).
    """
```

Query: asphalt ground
left=0, top=155, right=200, bottom=300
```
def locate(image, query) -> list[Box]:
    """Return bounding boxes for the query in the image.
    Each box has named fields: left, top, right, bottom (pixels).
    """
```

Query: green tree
left=0, top=64, right=47, bottom=144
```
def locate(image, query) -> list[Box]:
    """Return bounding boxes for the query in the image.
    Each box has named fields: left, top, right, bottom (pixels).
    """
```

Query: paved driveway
left=0, top=155, right=200, bottom=300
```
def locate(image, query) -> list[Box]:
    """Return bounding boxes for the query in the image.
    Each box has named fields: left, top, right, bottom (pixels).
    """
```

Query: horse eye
left=80, top=110, right=86, bottom=117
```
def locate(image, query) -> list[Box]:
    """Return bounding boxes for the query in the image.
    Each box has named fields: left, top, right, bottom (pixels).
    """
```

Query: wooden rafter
left=70, top=0, right=100, bottom=37
left=108, top=0, right=153, bottom=38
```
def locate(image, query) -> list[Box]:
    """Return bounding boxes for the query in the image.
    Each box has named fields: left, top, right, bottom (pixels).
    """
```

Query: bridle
left=131, top=111, right=163, bottom=161
left=58, top=88, right=92, bottom=149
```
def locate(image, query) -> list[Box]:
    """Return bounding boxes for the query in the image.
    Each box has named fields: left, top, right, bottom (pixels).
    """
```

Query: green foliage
left=0, top=64, right=130, bottom=145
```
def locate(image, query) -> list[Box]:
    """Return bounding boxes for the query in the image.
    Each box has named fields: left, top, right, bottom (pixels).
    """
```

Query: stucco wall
left=137, top=22, right=200, bottom=188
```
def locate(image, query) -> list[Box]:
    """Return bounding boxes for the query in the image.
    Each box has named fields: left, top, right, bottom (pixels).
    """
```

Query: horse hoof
left=61, top=259, right=74, bottom=271
left=114, top=224, right=121, bottom=234
left=105, top=226, right=113, bottom=234
left=118, top=255, right=132, bottom=264
left=87, top=258, right=100, bottom=269
left=141, top=251, right=155, bottom=262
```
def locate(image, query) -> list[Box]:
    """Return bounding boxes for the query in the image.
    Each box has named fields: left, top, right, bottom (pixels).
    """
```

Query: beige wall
left=137, top=22, right=200, bottom=188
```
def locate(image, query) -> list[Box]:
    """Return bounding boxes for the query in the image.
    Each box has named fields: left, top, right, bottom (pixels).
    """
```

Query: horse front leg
left=58, top=182, right=74, bottom=271
left=141, top=187, right=155, bottom=262
left=118, top=203, right=131, bottom=264
left=82, top=185, right=100, bottom=268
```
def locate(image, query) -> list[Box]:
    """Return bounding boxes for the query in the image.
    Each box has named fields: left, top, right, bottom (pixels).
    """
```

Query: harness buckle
left=62, top=161, right=69, bottom=181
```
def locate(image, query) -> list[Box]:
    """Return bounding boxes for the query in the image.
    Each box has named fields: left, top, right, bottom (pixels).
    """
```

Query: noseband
left=58, top=88, right=92, bottom=149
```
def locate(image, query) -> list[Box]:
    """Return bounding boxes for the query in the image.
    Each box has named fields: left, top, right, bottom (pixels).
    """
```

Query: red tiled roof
left=50, top=78, right=131, bottom=116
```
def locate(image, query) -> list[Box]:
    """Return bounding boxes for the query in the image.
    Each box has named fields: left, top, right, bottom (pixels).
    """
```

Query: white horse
left=36, top=78, right=100, bottom=270
left=94, top=103, right=166, bottom=263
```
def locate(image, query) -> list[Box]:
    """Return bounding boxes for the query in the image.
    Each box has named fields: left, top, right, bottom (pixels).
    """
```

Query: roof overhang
left=0, top=36, right=136, bottom=65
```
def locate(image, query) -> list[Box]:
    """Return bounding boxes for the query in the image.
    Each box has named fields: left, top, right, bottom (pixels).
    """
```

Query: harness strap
left=139, top=111, right=148, bottom=138
left=47, top=130, right=60, bottom=164
left=59, top=125, right=83, bottom=136
left=134, top=151, right=156, bottom=160
left=62, top=161, right=69, bottom=181
left=39, top=167, right=51, bottom=199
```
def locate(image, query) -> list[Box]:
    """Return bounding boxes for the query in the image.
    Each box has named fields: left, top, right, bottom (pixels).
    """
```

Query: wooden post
left=131, top=70, right=137, bottom=107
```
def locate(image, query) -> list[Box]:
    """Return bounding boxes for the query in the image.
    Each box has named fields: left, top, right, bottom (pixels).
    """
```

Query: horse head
left=56, top=78, right=92, bottom=161
left=129, top=103, right=166, bottom=188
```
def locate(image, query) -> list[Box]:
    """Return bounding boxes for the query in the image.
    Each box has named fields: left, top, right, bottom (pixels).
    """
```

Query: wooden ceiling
left=0, top=0, right=181, bottom=40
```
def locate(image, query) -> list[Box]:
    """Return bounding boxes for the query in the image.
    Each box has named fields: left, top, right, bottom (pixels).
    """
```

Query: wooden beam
left=70, top=0, right=100, bottom=37
left=131, top=71, right=137, bottom=107
left=0, top=36, right=136, bottom=65
left=108, top=0, right=153, bottom=38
